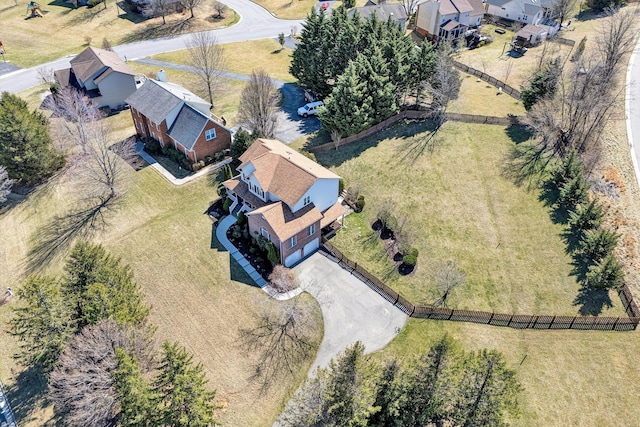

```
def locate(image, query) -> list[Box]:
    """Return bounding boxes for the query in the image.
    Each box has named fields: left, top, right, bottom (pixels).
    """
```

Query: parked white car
left=297, top=101, right=324, bottom=117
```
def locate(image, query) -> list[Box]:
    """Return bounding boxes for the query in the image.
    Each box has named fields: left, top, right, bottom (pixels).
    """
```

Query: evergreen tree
left=410, top=41, right=438, bottom=104
left=568, top=199, right=604, bottom=233
left=153, top=341, right=220, bottom=427
left=368, top=359, right=402, bottom=427
left=357, top=48, right=398, bottom=123
left=0, top=92, right=64, bottom=184
left=558, top=175, right=589, bottom=209
left=290, top=8, right=332, bottom=96
left=10, top=276, right=77, bottom=372
left=520, top=57, right=562, bottom=110
left=579, top=229, right=619, bottom=264
left=319, top=61, right=373, bottom=136
left=64, top=242, right=150, bottom=327
left=585, top=254, right=624, bottom=290
left=114, top=348, right=155, bottom=427
left=230, top=127, right=256, bottom=159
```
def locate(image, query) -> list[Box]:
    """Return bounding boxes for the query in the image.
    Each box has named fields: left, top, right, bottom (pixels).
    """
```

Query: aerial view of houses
left=0, top=0, right=639, bottom=425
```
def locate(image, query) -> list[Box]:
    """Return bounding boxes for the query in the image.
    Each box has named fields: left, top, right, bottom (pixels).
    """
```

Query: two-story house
left=485, top=0, right=556, bottom=26
left=54, top=46, right=137, bottom=110
left=416, top=0, right=484, bottom=41
left=223, top=139, right=346, bottom=267
left=125, top=73, right=232, bottom=163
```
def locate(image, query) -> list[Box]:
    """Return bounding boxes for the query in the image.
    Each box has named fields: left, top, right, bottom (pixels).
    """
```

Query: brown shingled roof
left=70, top=46, right=134, bottom=83
left=247, top=202, right=323, bottom=241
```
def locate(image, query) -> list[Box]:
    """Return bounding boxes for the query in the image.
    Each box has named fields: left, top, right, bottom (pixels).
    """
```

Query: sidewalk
left=136, top=142, right=232, bottom=186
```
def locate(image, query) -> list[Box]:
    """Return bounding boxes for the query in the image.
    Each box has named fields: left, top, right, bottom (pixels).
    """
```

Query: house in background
left=125, top=72, right=232, bottom=163
left=351, top=1, right=409, bottom=30
left=54, top=46, right=138, bottom=110
left=485, top=0, right=556, bottom=27
left=223, top=139, right=346, bottom=267
left=415, top=0, right=484, bottom=41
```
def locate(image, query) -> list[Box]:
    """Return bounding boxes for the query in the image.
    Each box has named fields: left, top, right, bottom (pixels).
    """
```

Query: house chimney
left=157, top=69, right=167, bottom=82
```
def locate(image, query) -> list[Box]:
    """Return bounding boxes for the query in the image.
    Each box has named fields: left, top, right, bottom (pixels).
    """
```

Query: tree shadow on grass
left=209, top=224, right=256, bottom=287
left=573, top=284, right=614, bottom=316
left=5, top=365, right=58, bottom=426
left=395, top=119, right=444, bottom=164
left=24, top=196, right=118, bottom=276
left=119, top=17, right=196, bottom=44
left=502, top=142, right=552, bottom=190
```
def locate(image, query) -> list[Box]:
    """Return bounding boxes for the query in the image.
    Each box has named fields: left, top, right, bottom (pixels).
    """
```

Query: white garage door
left=285, top=249, right=302, bottom=267
left=303, top=238, right=320, bottom=257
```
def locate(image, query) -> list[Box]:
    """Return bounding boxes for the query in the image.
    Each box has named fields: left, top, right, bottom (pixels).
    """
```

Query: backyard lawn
left=0, top=111, right=322, bottom=426
left=319, top=120, right=625, bottom=317
left=0, top=0, right=237, bottom=68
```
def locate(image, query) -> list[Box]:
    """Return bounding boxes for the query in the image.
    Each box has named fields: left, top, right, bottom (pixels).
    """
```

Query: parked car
left=298, top=101, right=324, bottom=118
left=304, top=89, right=318, bottom=103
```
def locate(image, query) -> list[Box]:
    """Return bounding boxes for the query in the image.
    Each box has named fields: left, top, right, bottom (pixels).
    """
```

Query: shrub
left=585, top=255, right=623, bottom=290
left=403, top=248, right=419, bottom=267
left=355, top=195, right=365, bottom=212
left=339, top=178, right=345, bottom=195
left=223, top=197, right=231, bottom=213
left=237, top=211, right=246, bottom=225
left=266, top=242, right=279, bottom=266
left=268, top=265, right=298, bottom=292
left=192, top=163, right=202, bottom=172
left=88, top=0, right=102, bottom=7
left=144, top=138, right=161, bottom=155
left=198, top=160, right=205, bottom=168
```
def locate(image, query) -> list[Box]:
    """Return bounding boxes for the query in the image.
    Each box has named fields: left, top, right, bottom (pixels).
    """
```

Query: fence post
left=569, top=317, right=576, bottom=329
left=549, top=315, right=555, bottom=329
left=612, top=317, right=619, bottom=331
left=488, top=312, right=494, bottom=324
left=507, top=314, right=513, bottom=327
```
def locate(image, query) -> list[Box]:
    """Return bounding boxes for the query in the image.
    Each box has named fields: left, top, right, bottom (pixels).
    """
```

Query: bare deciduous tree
left=432, top=260, right=465, bottom=307
left=180, top=0, right=202, bottom=18
left=212, top=0, right=227, bottom=18
left=240, top=296, right=318, bottom=393
left=399, top=0, right=420, bottom=16
left=331, top=129, right=342, bottom=150
left=268, top=265, right=299, bottom=293
left=44, top=87, right=104, bottom=154
left=237, top=69, right=281, bottom=138
left=48, top=320, right=153, bottom=427
left=153, top=0, right=170, bottom=24
left=38, top=66, right=55, bottom=85
left=0, top=165, right=13, bottom=203
left=552, top=0, right=578, bottom=23
left=426, top=43, right=461, bottom=127
left=185, top=31, right=225, bottom=107
left=596, top=6, right=638, bottom=80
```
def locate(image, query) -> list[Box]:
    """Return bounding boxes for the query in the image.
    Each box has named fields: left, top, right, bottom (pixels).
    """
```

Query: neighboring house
left=415, top=0, right=484, bottom=41
left=351, top=2, right=409, bottom=30
left=54, top=46, right=137, bottom=110
left=223, top=139, right=346, bottom=267
left=515, top=23, right=551, bottom=46
left=485, top=0, right=556, bottom=26
left=125, top=73, right=232, bottom=163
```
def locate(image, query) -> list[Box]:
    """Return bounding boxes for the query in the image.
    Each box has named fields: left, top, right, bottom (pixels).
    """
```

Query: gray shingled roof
left=125, top=80, right=182, bottom=125
left=167, top=104, right=209, bottom=150
left=352, top=3, right=407, bottom=22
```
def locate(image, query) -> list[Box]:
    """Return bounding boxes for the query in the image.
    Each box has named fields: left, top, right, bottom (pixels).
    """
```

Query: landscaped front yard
left=0, top=110, right=322, bottom=426
left=319, top=120, right=625, bottom=317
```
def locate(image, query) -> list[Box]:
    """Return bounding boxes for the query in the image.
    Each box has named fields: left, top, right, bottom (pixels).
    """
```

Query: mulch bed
left=227, top=225, right=273, bottom=279
left=371, top=219, right=415, bottom=276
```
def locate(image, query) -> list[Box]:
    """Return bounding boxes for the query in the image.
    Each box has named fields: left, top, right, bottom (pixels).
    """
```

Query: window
left=308, top=224, right=315, bottom=236
left=303, top=195, right=311, bottom=206
left=261, top=228, right=270, bottom=241
left=205, top=129, right=216, bottom=141
left=289, top=236, right=297, bottom=248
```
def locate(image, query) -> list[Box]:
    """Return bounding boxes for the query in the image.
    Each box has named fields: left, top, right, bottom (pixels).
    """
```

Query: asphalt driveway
left=294, top=252, right=408, bottom=371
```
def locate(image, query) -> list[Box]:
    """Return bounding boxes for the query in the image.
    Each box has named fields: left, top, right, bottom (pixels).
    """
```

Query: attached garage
left=303, top=238, right=320, bottom=257
left=285, top=249, right=302, bottom=267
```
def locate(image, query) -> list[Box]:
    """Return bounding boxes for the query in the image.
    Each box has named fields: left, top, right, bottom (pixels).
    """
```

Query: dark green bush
left=223, top=198, right=231, bottom=213
left=237, top=211, right=246, bottom=225
left=355, top=195, right=365, bottom=212
left=339, top=178, right=345, bottom=194
left=267, top=242, right=279, bottom=266
left=144, top=138, right=161, bottom=155
left=403, top=248, right=419, bottom=267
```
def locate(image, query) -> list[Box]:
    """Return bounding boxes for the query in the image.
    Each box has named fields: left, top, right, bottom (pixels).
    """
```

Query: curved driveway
left=0, top=0, right=304, bottom=93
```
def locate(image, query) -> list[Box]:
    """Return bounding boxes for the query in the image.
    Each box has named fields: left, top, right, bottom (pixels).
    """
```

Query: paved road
left=0, top=0, right=304, bottom=93
left=294, top=252, right=408, bottom=372
left=133, top=57, right=320, bottom=143
left=626, top=37, right=640, bottom=188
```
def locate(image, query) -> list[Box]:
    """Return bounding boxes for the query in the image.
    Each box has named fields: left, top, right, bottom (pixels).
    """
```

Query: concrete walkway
left=135, top=142, right=232, bottom=186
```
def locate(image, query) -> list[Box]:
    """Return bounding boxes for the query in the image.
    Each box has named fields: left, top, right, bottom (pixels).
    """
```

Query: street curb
left=626, top=37, right=640, bottom=189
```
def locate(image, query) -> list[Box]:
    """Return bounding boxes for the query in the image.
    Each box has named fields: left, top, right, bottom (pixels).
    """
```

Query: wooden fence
left=308, top=109, right=520, bottom=154
left=321, top=241, right=640, bottom=332
left=452, top=60, right=522, bottom=100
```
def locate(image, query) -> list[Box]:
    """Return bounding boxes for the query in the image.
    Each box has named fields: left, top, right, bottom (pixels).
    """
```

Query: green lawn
left=0, top=113, right=322, bottom=426
left=319, top=120, right=625, bottom=317
left=380, top=319, right=640, bottom=427
left=152, top=38, right=296, bottom=82
left=0, top=0, right=237, bottom=68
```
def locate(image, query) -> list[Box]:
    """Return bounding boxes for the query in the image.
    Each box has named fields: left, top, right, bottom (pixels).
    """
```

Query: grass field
left=0, top=0, right=237, bottom=68
left=251, top=0, right=316, bottom=19
left=153, top=38, right=296, bottom=82
left=319, top=121, right=625, bottom=317
left=0, top=110, right=322, bottom=426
